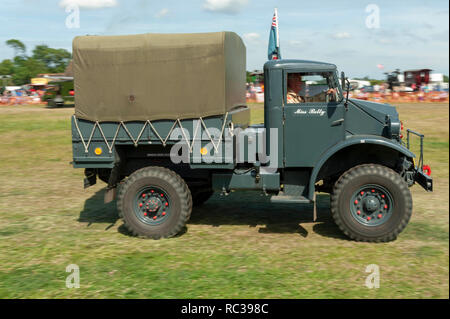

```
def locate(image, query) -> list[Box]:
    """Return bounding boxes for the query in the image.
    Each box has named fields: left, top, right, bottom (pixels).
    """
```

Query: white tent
left=5, top=86, right=21, bottom=91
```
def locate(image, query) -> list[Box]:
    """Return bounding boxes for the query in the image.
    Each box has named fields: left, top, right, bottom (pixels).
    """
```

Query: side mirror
left=341, top=71, right=346, bottom=91
left=345, top=78, right=350, bottom=110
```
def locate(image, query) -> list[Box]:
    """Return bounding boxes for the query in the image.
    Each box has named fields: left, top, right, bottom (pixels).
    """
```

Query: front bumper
left=414, top=170, right=433, bottom=191
left=406, top=129, right=433, bottom=192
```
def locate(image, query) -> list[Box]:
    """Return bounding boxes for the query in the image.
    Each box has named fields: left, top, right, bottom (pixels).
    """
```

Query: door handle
left=331, top=118, right=344, bottom=126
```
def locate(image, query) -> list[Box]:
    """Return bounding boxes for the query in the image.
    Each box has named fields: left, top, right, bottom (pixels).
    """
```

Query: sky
left=1, top=0, right=449, bottom=79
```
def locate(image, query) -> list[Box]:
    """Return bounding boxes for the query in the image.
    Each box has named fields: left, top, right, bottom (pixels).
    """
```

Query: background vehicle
left=43, top=79, right=74, bottom=107
left=360, top=85, right=375, bottom=93
left=71, top=32, right=432, bottom=241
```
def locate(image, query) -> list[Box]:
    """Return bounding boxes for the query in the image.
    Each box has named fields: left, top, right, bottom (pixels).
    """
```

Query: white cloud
left=333, top=32, right=351, bottom=39
left=243, top=32, right=260, bottom=43
left=203, top=0, right=249, bottom=15
left=289, top=40, right=313, bottom=47
left=155, top=8, right=169, bottom=18
left=378, top=38, right=393, bottom=44
left=59, top=0, right=118, bottom=10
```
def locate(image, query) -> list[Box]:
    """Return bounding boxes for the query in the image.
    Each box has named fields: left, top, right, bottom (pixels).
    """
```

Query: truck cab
left=257, top=60, right=431, bottom=197
left=264, top=60, right=347, bottom=169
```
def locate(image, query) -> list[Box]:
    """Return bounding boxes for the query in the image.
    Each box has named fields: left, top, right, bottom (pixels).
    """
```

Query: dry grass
left=0, top=103, right=448, bottom=298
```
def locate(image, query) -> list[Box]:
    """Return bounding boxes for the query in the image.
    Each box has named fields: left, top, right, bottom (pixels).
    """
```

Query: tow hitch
left=406, top=129, right=433, bottom=192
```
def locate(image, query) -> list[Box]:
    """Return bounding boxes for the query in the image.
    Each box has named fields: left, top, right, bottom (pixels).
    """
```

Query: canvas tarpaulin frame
left=71, top=113, right=231, bottom=155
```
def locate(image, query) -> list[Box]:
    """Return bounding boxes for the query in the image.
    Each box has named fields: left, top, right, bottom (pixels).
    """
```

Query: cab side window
left=286, top=72, right=338, bottom=104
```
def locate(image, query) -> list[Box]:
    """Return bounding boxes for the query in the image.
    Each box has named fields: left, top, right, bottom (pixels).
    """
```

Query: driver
left=287, top=73, right=305, bottom=104
left=287, top=73, right=337, bottom=103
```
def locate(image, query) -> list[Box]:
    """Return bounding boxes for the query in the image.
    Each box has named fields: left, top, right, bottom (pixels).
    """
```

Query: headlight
left=390, top=119, right=401, bottom=139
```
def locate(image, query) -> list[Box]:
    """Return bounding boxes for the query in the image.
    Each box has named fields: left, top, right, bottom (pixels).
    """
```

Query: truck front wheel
left=330, top=164, right=412, bottom=242
left=117, top=166, right=192, bottom=239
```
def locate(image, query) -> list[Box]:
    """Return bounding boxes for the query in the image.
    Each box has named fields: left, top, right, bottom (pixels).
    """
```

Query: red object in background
left=69, top=90, right=74, bottom=96
left=415, top=74, right=421, bottom=85
left=404, top=69, right=432, bottom=87
left=423, top=165, right=432, bottom=176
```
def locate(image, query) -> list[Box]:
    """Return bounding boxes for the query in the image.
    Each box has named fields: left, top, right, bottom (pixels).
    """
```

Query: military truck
left=71, top=32, right=432, bottom=241
left=44, top=79, right=74, bottom=107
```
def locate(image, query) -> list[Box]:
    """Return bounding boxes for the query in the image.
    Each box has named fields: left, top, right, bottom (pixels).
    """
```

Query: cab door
left=283, top=71, right=345, bottom=167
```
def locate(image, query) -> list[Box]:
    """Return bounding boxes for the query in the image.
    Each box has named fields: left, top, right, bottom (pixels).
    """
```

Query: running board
left=270, top=193, right=318, bottom=221
left=270, top=195, right=312, bottom=204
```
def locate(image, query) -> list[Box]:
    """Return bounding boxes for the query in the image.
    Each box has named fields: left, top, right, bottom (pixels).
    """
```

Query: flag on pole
left=268, top=8, right=281, bottom=60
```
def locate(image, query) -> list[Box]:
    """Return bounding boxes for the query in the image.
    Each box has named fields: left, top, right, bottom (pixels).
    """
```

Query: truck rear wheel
left=330, top=164, right=412, bottom=242
left=117, top=166, right=192, bottom=239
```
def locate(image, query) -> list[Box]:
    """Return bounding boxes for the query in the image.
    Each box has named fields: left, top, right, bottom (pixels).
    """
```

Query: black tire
left=191, top=188, right=214, bottom=207
left=117, top=166, right=192, bottom=239
left=330, top=164, right=412, bottom=242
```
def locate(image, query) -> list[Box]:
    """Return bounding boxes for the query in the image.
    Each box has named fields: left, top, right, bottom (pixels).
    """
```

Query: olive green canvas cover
left=73, top=31, right=246, bottom=122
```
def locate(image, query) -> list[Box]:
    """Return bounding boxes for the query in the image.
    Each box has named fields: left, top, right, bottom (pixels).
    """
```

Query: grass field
left=0, top=102, right=448, bottom=298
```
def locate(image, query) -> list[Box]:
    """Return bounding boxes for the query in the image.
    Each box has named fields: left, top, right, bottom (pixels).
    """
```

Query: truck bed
left=71, top=106, right=250, bottom=168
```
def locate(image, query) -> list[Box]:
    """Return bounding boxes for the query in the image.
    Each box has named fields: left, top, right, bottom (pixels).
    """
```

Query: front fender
left=307, top=135, right=415, bottom=199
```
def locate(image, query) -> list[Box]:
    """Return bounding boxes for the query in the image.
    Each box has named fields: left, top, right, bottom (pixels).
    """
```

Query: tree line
left=0, top=39, right=71, bottom=86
